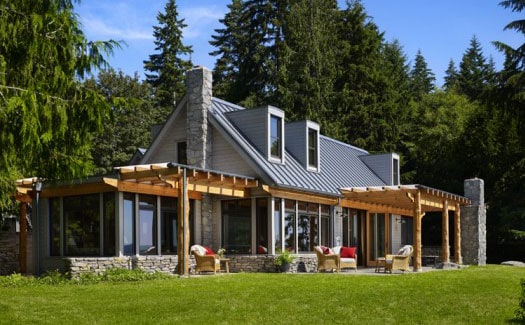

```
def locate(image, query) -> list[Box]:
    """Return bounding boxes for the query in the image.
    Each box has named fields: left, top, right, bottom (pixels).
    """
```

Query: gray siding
left=359, top=153, right=398, bottom=186
left=285, top=121, right=307, bottom=167
left=211, top=127, right=256, bottom=177
left=226, top=107, right=268, bottom=156
left=143, top=109, right=187, bottom=164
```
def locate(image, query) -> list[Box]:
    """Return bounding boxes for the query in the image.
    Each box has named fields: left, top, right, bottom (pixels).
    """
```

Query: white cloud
left=179, top=6, right=227, bottom=39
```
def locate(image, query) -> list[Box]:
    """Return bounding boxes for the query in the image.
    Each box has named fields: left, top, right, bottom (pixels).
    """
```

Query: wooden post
left=413, top=191, right=422, bottom=272
left=177, top=172, right=190, bottom=276
left=19, top=202, right=27, bottom=274
left=441, top=200, right=450, bottom=263
left=454, top=203, right=462, bottom=264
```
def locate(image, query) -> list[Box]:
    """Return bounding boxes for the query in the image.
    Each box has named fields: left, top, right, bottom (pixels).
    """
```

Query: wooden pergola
left=15, top=163, right=258, bottom=276
left=340, top=185, right=471, bottom=271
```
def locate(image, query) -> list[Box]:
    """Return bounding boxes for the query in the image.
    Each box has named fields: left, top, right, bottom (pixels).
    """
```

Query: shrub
left=0, top=273, right=35, bottom=287
left=39, top=270, right=68, bottom=285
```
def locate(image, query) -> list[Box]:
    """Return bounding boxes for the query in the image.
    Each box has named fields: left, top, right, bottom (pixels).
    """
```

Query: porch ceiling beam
left=262, top=185, right=339, bottom=206
left=339, top=198, right=413, bottom=216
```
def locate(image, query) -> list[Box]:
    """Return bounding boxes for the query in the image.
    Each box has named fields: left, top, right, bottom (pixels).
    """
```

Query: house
left=11, top=66, right=486, bottom=276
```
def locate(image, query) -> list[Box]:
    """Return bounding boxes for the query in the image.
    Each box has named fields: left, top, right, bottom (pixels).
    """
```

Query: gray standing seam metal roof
left=210, top=98, right=386, bottom=196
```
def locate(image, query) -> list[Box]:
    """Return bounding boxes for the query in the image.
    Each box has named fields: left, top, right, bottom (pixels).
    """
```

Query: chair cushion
left=340, top=246, right=356, bottom=258
left=340, top=257, right=356, bottom=263
left=191, top=245, right=207, bottom=256
left=205, top=246, right=215, bottom=255
left=332, top=246, right=342, bottom=255
left=397, top=245, right=412, bottom=256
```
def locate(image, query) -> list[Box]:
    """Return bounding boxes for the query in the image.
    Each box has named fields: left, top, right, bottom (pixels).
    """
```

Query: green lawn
left=0, top=265, right=523, bottom=324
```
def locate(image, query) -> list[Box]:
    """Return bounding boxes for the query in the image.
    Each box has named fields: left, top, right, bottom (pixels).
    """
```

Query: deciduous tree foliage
left=0, top=0, right=118, bottom=210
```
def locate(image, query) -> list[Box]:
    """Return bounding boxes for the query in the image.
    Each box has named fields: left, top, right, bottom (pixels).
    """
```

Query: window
left=256, top=198, right=268, bottom=254
left=320, top=205, right=330, bottom=247
left=308, top=128, right=318, bottom=169
left=161, top=197, right=178, bottom=255
left=273, top=198, right=282, bottom=252
left=270, top=115, right=282, bottom=159
left=177, top=141, right=187, bottom=165
left=103, top=192, right=116, bottom=256
left=49, top=198, right=61, bottom=256
left=393, top=158, right=399, bottom=185
left=63, top=194, right=100, bottom=256
left=297, top=201, right=318, bottom=252
left=284, top=200, right=296, bottom=252
left=139, top=195, right=157, bottom=255
left=222, top=199, right=251, bottom=254
left=123, top=193, right=136, bottom=255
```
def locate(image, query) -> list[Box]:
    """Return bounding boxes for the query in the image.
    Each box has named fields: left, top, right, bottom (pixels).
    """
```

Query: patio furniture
left=314, top=246, right=340, bottom=272
left=375, top=257, right=386, bottom=273
left=333, top=246, right=358, bottom=271
left=191, top=245, right=220, bottom=274
left=385, top=245, right=413, bottom=273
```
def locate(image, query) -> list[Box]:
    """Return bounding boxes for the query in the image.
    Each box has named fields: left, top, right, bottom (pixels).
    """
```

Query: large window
left=222, top=199, right=251, bottom=254
left=177, top=141, right=187, bottom=165
left=103, top=193, right=116, bottom=256
left=256, top=198, right=268, bottom=254
left=270, top=115, right=282, bottom=159
left=308, top=128, right=318, bottom=169
left=297, top=201, right=318, bottom=252
left=49, top=198, right=61, bottom=256
left=273, top=198, right=282, bottom=252
left=161, top=197, right=178, bottom=254
left=63, top=194, right=100, bottom=256
left=123, top=193, right=135, bottom=255
left=320, top=205, right=330, bottom=247
left=139, top=195, right=157, bottom=255
left=284, top=200, right=296, bottom=252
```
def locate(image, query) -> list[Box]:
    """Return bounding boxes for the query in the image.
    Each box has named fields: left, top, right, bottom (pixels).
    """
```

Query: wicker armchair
left=314, top=246, right=340, bottom=272
left=385, top=245, right=413, bottom=273
left=191, top=245, right=220, bottom=274
left=332, top=246, right=357, bottom=272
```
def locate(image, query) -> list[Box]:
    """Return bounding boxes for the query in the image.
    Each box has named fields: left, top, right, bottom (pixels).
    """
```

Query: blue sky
left=75, top=0, right=522, bottom=86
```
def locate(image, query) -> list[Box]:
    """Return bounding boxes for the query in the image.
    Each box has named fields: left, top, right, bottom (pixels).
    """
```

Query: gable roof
left=209, top=98, right=386, bottom=196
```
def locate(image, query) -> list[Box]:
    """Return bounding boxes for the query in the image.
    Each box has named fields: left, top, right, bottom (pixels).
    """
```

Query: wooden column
left=413, top=191, right=422, bottom=272
left=177, top=173, right=190, bottom=276
left=19, top=202, right=27, bottom=274
left=441, top=200, right=450, bottom=263
left=454, top=203, right=462, bottom=264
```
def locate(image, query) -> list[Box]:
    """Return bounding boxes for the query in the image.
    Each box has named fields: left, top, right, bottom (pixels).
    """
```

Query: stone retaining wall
left=0, top=230, right=18, bottom=275
left=64, top=254, right=320, bottom=276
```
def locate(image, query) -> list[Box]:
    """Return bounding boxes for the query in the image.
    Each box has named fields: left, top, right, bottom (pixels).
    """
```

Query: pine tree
left=457, top=35, right=491, bottom=100
left=143, top=0, right=192, bottom=119
left=0, top=0, right=118, bottom=209
left=443, top=59, right=459, bottom=91
left=409, top=50, right=435, bottom=99
left=277, top=0, right=338, bottom=134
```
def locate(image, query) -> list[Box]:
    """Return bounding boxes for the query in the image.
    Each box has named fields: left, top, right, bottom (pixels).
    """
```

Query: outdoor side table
left=220, top=258, right=230, bottom=273
left=375, top=257, right=386, bottom=273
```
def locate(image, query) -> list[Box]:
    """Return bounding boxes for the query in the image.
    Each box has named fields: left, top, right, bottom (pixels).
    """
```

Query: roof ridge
left=320, top=135, right=369, bottom=155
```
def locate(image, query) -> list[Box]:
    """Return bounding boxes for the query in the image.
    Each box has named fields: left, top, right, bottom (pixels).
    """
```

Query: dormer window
left=270, top=114, right=282, bottom=160
left=393, top=157, right=399, bottom=185
left=308, top=128, right=318, bottom=169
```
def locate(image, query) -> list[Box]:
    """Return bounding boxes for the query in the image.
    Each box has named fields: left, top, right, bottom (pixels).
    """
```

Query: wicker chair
left=314, top=246, right=340, bottom=272
left=333, top=246, right=358, bottom=272
left=191, top=245, right=220, bottom=274
left=385, top=245, right=413, bottom=273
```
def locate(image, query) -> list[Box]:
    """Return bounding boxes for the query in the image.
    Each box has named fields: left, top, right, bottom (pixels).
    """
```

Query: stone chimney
left=461, top=178, right=487, bottom=265
left=186, top=66, right=212, bottom=169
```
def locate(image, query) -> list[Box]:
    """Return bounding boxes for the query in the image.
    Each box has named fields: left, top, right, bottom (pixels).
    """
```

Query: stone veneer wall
left=64, top=255, right=321, bottom=277
left=0, top=230, right=19, bottom=275
left=461, top=178, right=487, bottom=266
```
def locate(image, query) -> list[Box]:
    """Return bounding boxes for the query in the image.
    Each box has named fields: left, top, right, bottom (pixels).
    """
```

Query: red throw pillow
left=322, top=246, right=331, bottom=255
left=204, top=246, right=215, bottom=255
left=340, top=246, right=356, bottom=258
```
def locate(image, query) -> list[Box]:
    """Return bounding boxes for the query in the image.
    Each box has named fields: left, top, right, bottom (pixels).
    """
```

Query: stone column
left=461, top=178, right=486, bottom=265
left=186, top=66, right=212, bottom=169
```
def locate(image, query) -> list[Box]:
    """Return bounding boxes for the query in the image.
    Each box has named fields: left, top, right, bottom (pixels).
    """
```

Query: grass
left=0, top=265, right=523, bottom=324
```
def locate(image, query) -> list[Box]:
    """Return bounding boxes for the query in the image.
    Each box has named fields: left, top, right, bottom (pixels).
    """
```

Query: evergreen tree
left=277, top=0, right=338, bottom=135
left=457, top=35, right=491, bottom=100
left=86, top=70, right=155, bottom=175
left=143, top=0, right=192, bottom=120
left=0, top=0, right=118, bottom=209
left=409, top=50, right=435, bottom=99
left=443, top=59, right=459, bottom=91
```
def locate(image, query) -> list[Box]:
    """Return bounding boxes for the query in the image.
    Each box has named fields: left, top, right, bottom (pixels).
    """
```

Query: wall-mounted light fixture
left=395, top=216, right=406, bottom=224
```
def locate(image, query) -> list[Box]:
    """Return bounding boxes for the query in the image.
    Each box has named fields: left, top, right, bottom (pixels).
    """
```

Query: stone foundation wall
left=64, top=254, right=320, bottom=276
left=0, top=230, right=18, bottom=275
